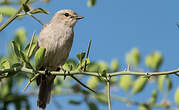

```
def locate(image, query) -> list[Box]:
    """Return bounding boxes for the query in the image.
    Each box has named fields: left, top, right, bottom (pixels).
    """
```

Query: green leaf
left=110, top=59, right=119, bottom=72
left=95, top=93, right=108, bottom=104
left=145, top=55, right=153, bottom=69
left=158, top=75, right=165, bottom=92
left=11, top=63, right=22, bottom=68
left=8, top=63, right=23, bottom=77
left=34, top=47, right=46, bottom=70
left=158, top=75, right=172, bottom=92
left=126, top=48, right=140, bottom=67
left=54, top=77, right=62, bottom=85
left=0, top=57, right=10, bottom=69
left=145, top=51, right=163, bottom=70
left=11, top=41, right=21, bottom=58
left=69, top=100, right=81, bottom=105
left=66, top=59, right=78, bottom=70
left=62, top=63, right=72, bottom=71
left=0, top=58, right=22, bottom=77
left=166, top=75, right=172, bottom=91
left=139, top=104, right=149, bottom=110
left=0, top=57, right=10, bottom=77
left=19, top=51, right=33, bottom=69
left=30, top=8, right=49, bottom=14
left=24, top=37, right=38, bottom=58
left=14, top=28, right=27, bottom=49
left=110, top=77, right=117, bottom=85
left=119, top=75, right=132, bottom=92
left=98, top=61, right=109, bottom=72
left=175, top=87, right=179, bottom=106
left=0, top=14, right=2, bottom=23
left=0, top=6, right=17, bottom=17
left=86, top=63, right=99, bottom=72
left=87, top=0, right=96, bottom=7
left=87, top=76, right=99, bottom=90
left=152, top=52, right=163, bottom=70
left=82, top=58, right=90, bottom=65
left=132, top=48, right=141, bottom=65
left=88, top=102, right=98, bottom=110
left=150, top=90, right=158, bottom=105
left=0, top=82, right=10, bottom=97
left=19, top=51, right=29, bottom=62
left=98, top=61, right=109, bottom=77
left=132, top=77, right=147, bottom=94
left=76, top=52, right=86, bottom=63
left=22, top=4, right=31, bottom=12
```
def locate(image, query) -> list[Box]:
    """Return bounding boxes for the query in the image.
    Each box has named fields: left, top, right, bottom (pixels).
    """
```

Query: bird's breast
left=39, top=27, right=74, bottom=70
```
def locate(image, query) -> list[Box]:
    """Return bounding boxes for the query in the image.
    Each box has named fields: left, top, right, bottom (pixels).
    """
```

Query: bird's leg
left=45, top=68, right=50, bottom=75
left=42, top=68, right=50, bottom=85
left=44, top=68, right=56, bottom=84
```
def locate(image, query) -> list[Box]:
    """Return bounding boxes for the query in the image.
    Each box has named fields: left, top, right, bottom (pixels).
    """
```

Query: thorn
left=146, top=73, right=152, bottom=79
left=24, top=74, right=39, bottom=92
left=127, top=64, right=130, bottom=71
left=59, top=66, right=67, bottom=80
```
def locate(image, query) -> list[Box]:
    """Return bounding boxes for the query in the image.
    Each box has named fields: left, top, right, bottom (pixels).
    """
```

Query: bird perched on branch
left=36, top=9, right=84, bottom=109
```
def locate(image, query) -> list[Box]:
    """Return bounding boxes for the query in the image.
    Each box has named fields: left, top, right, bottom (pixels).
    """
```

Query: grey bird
left=37, top=9, right=83, bottom=109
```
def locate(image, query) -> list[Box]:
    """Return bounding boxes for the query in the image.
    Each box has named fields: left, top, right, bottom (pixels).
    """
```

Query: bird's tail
left=37, top=74, right=56, bottom=109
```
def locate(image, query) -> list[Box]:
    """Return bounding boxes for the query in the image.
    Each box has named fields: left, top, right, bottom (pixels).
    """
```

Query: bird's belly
left=43, top=38, right=72, bottom=70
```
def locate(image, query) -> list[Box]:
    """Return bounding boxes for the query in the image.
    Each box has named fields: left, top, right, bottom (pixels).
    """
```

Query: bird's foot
left=45, top=68, right=51, bottom=75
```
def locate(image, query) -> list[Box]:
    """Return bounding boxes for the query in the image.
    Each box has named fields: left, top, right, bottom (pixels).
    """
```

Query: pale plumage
left=37, top=9, right=83, bottom=109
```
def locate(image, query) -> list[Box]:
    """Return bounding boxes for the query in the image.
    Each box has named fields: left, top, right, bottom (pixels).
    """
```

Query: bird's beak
left=75, top=16, right=84, bottom=20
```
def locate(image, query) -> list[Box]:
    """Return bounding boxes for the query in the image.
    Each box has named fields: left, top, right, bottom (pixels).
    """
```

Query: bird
left=36, top=9, right=84, bottom=109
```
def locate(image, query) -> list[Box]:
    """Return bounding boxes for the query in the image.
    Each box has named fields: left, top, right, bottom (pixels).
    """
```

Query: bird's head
left=51, top=9, right=84, bottom=27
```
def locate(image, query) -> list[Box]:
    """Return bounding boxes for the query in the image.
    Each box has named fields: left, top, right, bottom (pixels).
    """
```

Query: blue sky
left=1, top=0, right=179, bottom=110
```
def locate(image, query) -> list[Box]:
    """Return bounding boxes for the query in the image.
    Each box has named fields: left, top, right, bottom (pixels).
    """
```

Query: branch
left=0, top=0, right=31, bottom=31
left=84, top=40, right=91, bottom=71
left=1, top=67, right=179, bottom=77
left=106, top=76, right=111, bottom=110
left=1, top=66, right=178, bottom=110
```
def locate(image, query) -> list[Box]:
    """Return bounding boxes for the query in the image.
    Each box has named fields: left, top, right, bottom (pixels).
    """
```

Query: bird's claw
left=45, top=68, right=51, bottom=77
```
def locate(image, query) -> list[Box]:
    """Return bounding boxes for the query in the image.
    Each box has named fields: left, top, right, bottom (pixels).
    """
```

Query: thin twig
left=84, top=40, right=91, bottom=71
left=27, top=12, right=43, bottom=25
left=27, top=32, right=35, bottom=57
left=70, top=75, right=96, bottom=93
left=23, top=74, right=39, bottom=91
left=106, top=75, right=111, bottom=110
left=0, top=0, right=31, bottom=31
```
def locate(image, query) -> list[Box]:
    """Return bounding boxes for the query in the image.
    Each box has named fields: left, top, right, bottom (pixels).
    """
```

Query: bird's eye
left=64, top=13, right=69, bottom=17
